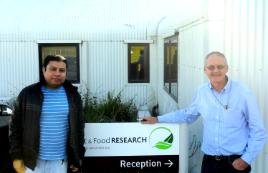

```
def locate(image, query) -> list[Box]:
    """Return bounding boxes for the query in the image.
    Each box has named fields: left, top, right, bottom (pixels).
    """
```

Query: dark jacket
left=9, top=81, right=85, bottom=170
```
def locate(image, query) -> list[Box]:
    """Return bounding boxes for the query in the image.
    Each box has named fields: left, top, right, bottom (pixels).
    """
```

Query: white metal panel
left=84, top=40, right=155, bottom=109
left=0, top=41, right=38, bottom=98
left=86, top=41, right=126, bottom=96
left=224, top=0, right=268, bottom=173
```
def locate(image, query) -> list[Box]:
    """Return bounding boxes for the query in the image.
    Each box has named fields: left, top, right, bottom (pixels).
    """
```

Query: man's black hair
left=43, top=55, right=68, bottom=69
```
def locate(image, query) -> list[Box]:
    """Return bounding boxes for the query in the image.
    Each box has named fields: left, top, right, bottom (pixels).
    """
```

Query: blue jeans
left=26, top=159, right=67, bottom=173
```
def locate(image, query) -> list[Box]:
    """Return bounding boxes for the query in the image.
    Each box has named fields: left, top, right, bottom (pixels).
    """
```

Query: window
left=164, top=35, right=178, bottom=101
left=128, top=44, right=149, bottom=83
left=39, top=43, right=80, bottom=83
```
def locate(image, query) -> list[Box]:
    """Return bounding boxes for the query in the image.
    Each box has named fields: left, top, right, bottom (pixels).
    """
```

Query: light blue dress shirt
left=158, top=78, right=267, bottom=164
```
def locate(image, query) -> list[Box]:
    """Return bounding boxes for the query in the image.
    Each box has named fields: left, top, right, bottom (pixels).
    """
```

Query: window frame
left=128, top=43, right=150, bottom=83
left=163, top=34, right=178, bottom=101
left=38, top=43, right=80, bottom=83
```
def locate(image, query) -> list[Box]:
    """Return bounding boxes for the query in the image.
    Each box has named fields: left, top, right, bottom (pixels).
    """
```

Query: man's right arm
left=142, top=88, right=201, bottom=124
left=141, top=108, right=200, bottom=124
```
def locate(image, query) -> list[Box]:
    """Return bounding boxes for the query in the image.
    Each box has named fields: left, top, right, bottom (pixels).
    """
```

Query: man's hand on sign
left=140, top=116, right=158, bottom=124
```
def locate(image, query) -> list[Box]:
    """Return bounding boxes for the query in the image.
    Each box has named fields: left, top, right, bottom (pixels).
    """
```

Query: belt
left=203, top=154, right=241, bottom=161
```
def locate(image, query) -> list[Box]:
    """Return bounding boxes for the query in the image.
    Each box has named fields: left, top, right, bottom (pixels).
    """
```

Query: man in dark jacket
left=9, top=55, right=85, bottom=173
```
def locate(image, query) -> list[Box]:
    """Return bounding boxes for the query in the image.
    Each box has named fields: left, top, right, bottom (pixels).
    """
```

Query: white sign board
left=84, top=122, right=180, bottom=157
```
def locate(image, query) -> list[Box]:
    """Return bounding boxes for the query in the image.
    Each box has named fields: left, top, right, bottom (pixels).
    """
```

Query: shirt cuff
left=157, top=115, right=166, bottom=123
left=241, top=153, right=252, bottom=165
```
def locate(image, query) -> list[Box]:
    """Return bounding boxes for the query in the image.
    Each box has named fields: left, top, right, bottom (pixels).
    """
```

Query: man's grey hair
left=204, top=51, right=228, bottom=67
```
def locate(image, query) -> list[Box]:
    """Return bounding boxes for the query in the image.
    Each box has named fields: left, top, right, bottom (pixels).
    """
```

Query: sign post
left=83, top=123, right=180, bottom=173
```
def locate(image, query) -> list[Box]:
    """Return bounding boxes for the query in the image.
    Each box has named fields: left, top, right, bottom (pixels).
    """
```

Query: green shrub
left=82, top=90, right=137, bottom=123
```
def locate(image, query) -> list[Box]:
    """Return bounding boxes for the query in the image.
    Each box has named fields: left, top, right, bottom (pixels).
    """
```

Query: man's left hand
left=70, top=160, right=82, bottom=172
left=70, top=164, right=79, bottom=172
left=232, top=158, right=249, bottom=171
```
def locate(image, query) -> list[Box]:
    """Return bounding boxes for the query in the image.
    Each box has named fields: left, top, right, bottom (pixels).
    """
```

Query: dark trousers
left=201, top=155, right=251, bottom=173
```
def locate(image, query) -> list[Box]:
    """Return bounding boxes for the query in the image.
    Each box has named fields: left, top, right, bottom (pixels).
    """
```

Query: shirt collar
left=208, top=76, right=232, bottom=93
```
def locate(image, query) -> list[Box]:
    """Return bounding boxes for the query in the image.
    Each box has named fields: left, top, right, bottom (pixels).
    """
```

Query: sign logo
left=149, top=127, right=174, bottom=150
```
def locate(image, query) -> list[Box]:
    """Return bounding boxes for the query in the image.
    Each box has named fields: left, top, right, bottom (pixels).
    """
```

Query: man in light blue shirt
left=142, top=51, right=267, bottom=173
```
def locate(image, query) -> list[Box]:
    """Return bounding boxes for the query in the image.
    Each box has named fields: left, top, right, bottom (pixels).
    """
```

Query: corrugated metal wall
left=0, top=41, right=38, bottom=98
left=0, top=28, right=153, bottom=108
left=85, top=40, right=156, bottom=108
left=223, top=0, right=268, bottom=172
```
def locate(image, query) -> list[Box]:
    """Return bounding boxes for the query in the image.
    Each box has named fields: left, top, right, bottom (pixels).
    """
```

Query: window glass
left=128, top=44, right=149, bottom=83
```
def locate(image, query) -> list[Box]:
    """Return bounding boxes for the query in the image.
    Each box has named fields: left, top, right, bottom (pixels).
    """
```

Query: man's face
left=204, top=54, right=228, bottom=84
left=42, top=61, right=67, bottom=89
